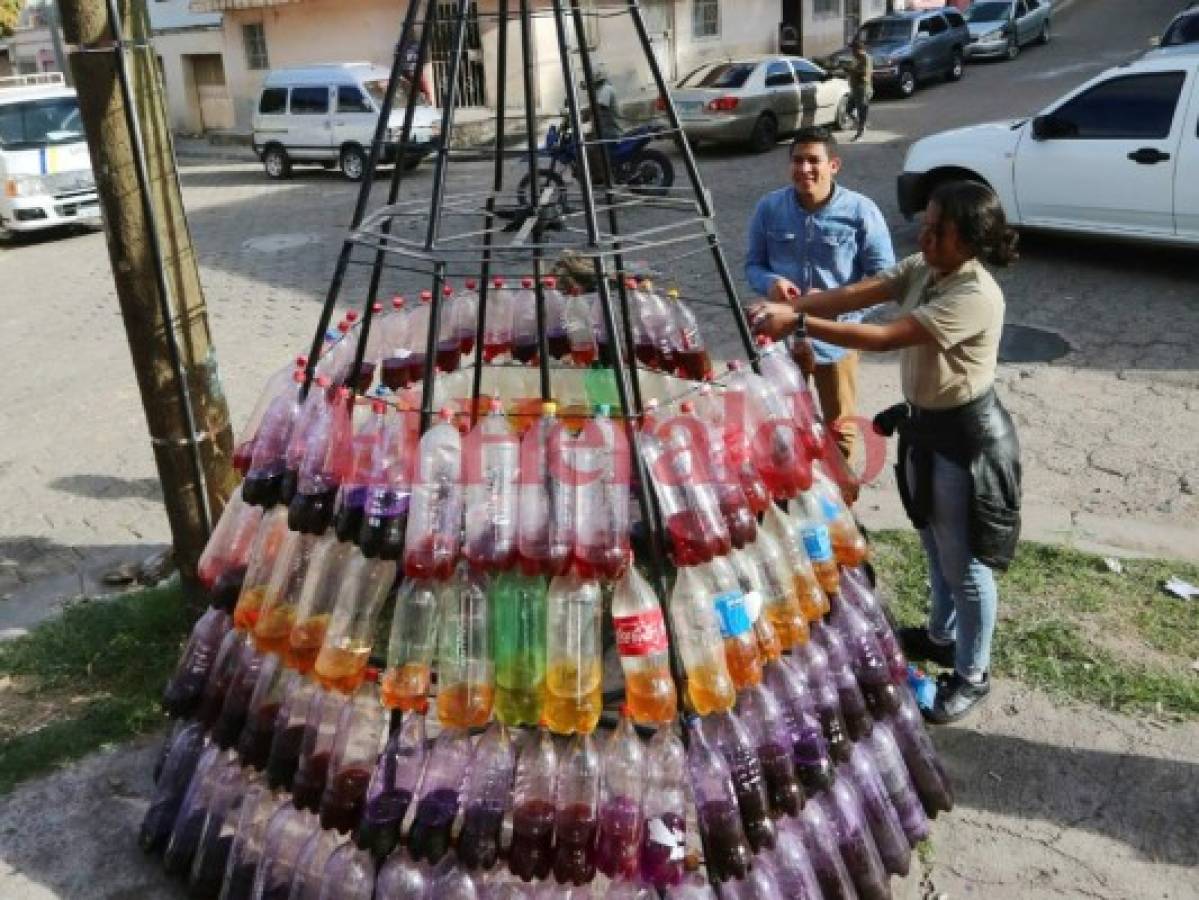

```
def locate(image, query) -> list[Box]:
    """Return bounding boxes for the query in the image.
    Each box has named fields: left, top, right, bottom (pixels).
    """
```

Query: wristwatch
left=793, top=311, right=808, bottom=338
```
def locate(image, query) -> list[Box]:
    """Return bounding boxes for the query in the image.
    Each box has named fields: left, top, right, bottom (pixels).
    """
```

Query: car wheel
left=749, top=113, right=779, bottom=153
left=263, top=145, right=292, bottom=180
left=1006, top=36, right=1020, bottom=60
left=1038, top=20, right=1051, bottom=44
left=898, top=66, right=917, bottom=98
left=339, top=144, right=368, bottom=182
left=947, top=50, right=964, bottom=82
left=833, top=95, right=854, bottom=131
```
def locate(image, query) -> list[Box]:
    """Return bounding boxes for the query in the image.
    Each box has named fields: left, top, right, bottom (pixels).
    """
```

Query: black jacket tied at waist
left=876, top=388, right=1023, bottom=571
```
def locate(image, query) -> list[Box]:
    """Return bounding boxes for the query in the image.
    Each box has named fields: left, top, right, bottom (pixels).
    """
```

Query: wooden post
left=59, top=0, right=237, bottom=597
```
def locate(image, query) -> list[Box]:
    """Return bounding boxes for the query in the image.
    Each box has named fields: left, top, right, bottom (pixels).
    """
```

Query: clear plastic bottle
left=335, top=399, right=387, bottom=545
left=358, top=401, right=414, bottom=562
left=811, top=465, right=869, bottom=567
left=163, top=605, right=233, bottom=719
left=358, top=711, right=427, bottom=861
left=544, top=572, right=603, bottom=735
left=317, top=841, right=377, bottom=899
left=844, top=745, right=911, bottom=877
left=768, top=819, right=824, bottom=900
left=252, top=802, right=319, bottom=900
left=233, top=356, right=306, bottom=476
left=437, top=564, right=494, bottom=729
left=563, top=287, right=598, bottom=366
left=287, top=536, right=357, bottom=675
left=638, top=727, right=687, bottom=889
left=380, top=295, right=413, bottom=391
left=237, top=652, right=287, bottom=771
left=320, top=680, right=389, bottom=835
left=819, top=776, right=891, bottom=900
left=292, top=689, right=350, bottom=814
left=748, top=529, right=809, bottom=651
left=668, top=288, right=712, bottom=380
left=611, top=566, right=677, bottom=725
left=409, top=728, right=474, bottom=865
left=139, top=720, right=208, bottom=853
left=464, top=398, right=520, bottom=572
left=790, top=491, right=841, bottom=597
left=700, top=556, right=762, bottom=692
left=723, top=360, right=810, bottom=500
left=686, top=719, right=753, bottom=885
left=195, top=630, right=251, bottom=730
left=252, top=528, right=319, bottom=658
left=517, top=403, right=574, bottom=578
left=735, top=683, right=804, bottom=818
left=483, top=277, right=515, bottom=362
left=221, top=785, right=289, bottom=900
left=680, top=401, right=756, bottom=549
left=542, top=276, right=570, bottom=361
left=176, top=750, right=247, bottom=887
left=403, top=408, right=464, bottom=581
left=595, top=709, right=646, bottom=880
left=490, top=571, right=547, bottom=727
left=761, top=658, right=834, bottom=794
left=828, top=593, right=900, bottom=719
left=890, top=690, right=954, bottom=817
left=454, top=280, right=480, bottom=356
left=314, top=553, right=397, bottom=695
left=289, top=828, right=348, bottom=900
left=700, top=710, right=776, bottom=853
left=281, top=373, right=334, bottom=507
left=863, top=721, right=931, bottom=846
left=436, top=285, right=464, bottom=373
left=667, top=566, right=735, bottom=716
left=573, top=406, right=630, bottom=580
left=212, top=638, right=266, bottom=751
left=455, top=721, right=517, bottom=872
left=233, top=505, right=295, bottom=634
left=811, top=620, right=874, bottom=742
left=840, top=566, right=908, bottom=683
left=755, top=335, right=822, bottom=456
left=376, top=849, right=432, bottom=899
left=727, top=547, right=782, bottom=665
left=265, top=672, right=315, bottom=792
left=552, top=732, right=600, bottom=886
left=796, top=797, right=857, bottom=900
left=243, top=370, right=305, bottom=508
left=511, top=277, right=540, bottom=365
left=791, top=639, right=852, bottom=766
left=761, top=504, right=828, bottom=623
left=198, top=486, right=265, bottom=611
left=404, top=290, right=434, bottom=387
left=382, top=579, right=442, bottom=714
left=636, top=279, right=679, bottom=373
left=508, top=726, right=558, bottom=883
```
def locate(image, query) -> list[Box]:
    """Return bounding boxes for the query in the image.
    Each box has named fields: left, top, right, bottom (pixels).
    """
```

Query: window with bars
left=692, top=0, right=719, bottom=39
left=814, top=0, right=841, bottom=16
left=242, top=23, right=269, bottom=71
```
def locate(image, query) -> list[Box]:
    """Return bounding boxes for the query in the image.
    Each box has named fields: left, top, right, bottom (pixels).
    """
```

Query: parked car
left=0, top=73, right=99, bottom=239
left=896, top=46, right=1199, bottom=247
left=963, top=0, right=1052, bottom=61
left=830, top=9, right=970, bottom=99
left=668, top=55, right=853, bottom=152
left=1148, top=1, right=1199, bottom=54
left=251, top=63, right=440, bottom=181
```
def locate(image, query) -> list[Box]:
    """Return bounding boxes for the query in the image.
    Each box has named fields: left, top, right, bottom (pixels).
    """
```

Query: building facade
left=151, top=0, right=233, bottom=134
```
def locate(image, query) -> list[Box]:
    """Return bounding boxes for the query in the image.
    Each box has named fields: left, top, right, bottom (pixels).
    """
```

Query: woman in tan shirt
left=750, top=180, right=1022, bottom=724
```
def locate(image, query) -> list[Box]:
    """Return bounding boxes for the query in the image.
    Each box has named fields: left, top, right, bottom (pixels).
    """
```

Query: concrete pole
left=59, top=0, right=237, bottom=599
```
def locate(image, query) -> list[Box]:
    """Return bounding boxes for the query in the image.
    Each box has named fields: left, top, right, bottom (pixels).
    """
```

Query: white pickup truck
left=897, top=47, right=1199, bottom=246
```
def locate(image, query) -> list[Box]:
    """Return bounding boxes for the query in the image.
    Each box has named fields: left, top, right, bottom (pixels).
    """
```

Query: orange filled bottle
left=435, top=564, right=494, bottom=729
left=381, top=578, right=442, bottom=713
left=792, top=490, right=841, bottom=597
left=286, top=535, right=356, bottom=673
left=313, top=553, right=397, bottom=694
left=700, top=556, right=762, bottom=691
left=232, top=506, right=292, bottom=633
left=762, top=503, right=829, bottom=622
left=252, top=529, right=319, bottom=656
left=611, top=566, right=677, bottom=726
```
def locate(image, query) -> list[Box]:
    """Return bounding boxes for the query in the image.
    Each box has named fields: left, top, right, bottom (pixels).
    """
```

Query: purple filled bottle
left=864, top=720, right=929, bottom=846
left=595, top=710, right=646, bottom=880
left=768, top=819, right=823, bottom=900
left=828, top=592, right=901, bottom=718
left=266, top=672, right=315, bottom=791
left=891, top=690, right=954, bottom=817
left=317, top=839, right=377, bottom=900
left=184, top=754, right=254, bottom=894
left=288, top=827, right=346, bottom=900
left=238, top=652, right=287, bottom=771
left=818, top=776, right=891, bottom=900
left=292, top=688, right=349, bottom=814
left=717, top=857, right=783, bottom=900
left=212, top=638, right=266, bottom=750
left=552, top=732, right=600, bottom=886
left=735, top=684, right=804, bottom=817
left=639, top=726, right=687, bottom=889
left=791, top=640, right=852, bottom=764
left=455, top=722, right=516, bottom=872
left=844, top=745, right=911, bottom=877
left=408, top=727, right=473, bottom=865
left=320, top=682, right=389, bottom=835
left=840, top=566, right=909, bottom=683
left=686, top=718, right=752, bottom=884
left=811, top=621, right=873, bottom=742
left=508, top=726, right=558, bottom=883
left=376, top=849, right=432, bottom=898
left=138, top=720, right=207, bottom=854
left=220, top=785, right=289, bottom=900
left=162, top=744, right=229, bottom=876
left=163, top=606, right=233, bottom=718
left=251, top=803, right=319, bottom=900
left=797, top=795, right=856, bottom=900
left=699, top=711, right=775, bottom=853
left=196, top=629, right=251, bottom=730
left=358, top=711, right=427, bottom=862
left=761, top=657, right=834, bottom=793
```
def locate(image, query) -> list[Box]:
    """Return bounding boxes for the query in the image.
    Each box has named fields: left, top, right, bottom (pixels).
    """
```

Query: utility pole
left=59, top=0, right=237, bottom=600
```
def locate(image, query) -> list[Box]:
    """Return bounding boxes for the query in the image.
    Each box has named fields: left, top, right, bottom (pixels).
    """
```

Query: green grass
left=0, top=580, right=193, bottom=794
left=870, top=530, right=1199, bottom=717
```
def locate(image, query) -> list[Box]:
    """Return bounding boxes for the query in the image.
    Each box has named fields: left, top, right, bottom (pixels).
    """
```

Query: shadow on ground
left=48, top=475, right=163, bottom=502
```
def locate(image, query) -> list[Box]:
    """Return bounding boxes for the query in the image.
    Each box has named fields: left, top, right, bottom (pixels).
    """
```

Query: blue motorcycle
left=516, top=113, right=674, bottom=211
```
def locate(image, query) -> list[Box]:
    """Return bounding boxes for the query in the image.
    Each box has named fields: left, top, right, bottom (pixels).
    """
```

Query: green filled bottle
left=490, top=571, right=548, bottom=726
left=584, top=363, right=620, bottom=411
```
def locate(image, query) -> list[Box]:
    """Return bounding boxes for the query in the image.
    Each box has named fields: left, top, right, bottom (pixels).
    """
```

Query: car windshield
left=857, top=20, right=912, bottom=43
left=0, top=97, right=84, bottom=149
left=1162, top=14, right=1199, bottom=46
left=966, top=2, right=1012, bottom=23
left=680, top=62, right=756, bottom=89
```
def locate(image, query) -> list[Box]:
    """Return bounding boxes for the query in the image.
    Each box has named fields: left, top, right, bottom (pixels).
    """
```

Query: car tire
left=1038, top=20, right=1051, bottom=44
left=263, top=144, right=292, bottom=180
left=898, top=66, right=917, bottom=98
left=833, top=95, right=854, bottom=131
left=947, top=49, right=964, bottom=82
left=1006, top=36, right=1020, bottom=60
left=749, top=113, right=779, bottom=153
left=339, top=144, right=368, bottom=182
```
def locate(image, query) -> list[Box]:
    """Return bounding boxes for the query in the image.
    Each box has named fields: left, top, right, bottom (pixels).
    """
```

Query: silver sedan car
left=669, top=55, right=853, bottom=153
left=964, top=0, right=1053, bottom=61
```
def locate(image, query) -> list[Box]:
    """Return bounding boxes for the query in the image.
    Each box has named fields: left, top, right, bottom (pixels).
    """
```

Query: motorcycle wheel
left=625, top=149, right=674, bottom=196
left=516, top=169, right=570, bottom=212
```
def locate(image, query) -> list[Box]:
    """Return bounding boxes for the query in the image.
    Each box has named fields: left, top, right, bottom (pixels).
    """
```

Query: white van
left=0, top=74, right=99, bottom=239
left=251, top=63, right=441, bottom=181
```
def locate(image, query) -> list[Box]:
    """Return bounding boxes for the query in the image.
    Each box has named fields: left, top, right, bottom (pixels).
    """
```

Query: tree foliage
left=0, top=0, right=23, bottom=39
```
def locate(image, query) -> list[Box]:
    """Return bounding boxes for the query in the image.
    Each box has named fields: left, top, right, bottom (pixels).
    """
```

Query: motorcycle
left=516, top=112, right=674, bottom=212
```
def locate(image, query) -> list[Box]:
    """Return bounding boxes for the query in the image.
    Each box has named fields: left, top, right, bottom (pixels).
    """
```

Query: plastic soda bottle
left=819, top=776, right=891, bottom=900
left=812, top=465, right=869, bottom=567
left=196, top=486, right=264, bottom=611
left=211, top=638, right=265, bottom=751
left=544, top=572, right=603, bottom=735
left=320, top=680, right=388, bottom=834
left=139, top=721, right=207, bottom=853
left=748, top=529, right=809, bottom=650
left=791, top=639, right=853, bottom=766
left=594, top=709, right=646, bottom=880
left=242, top=370, right=304, bottom=508
left=638, top=727, right=687, bottom=889
left=727, top=547, right=782, bottom=665
left=251, top=528, right=319, bottom=657
left=811, top=620, right=874, bottom=743
left=735, top=683, right=804, bottom=818
left=890, top=690, right=955, bottom=817
left=376, top=850, right=432, bottom=899
left=455, top=721, right=517, bottom=871
left=517, top=402, right=574, bottom=577
left=828, top=593, right=900, bottom=719
left=436, top=564, right=494, bottom=728
left=408, top=728, right=474, bottom=865
left=508, top=725, right=558, bottom=882
left=511, top=276, right=540, bottom=364
left=231, top=505, right=293, bottom=633
left=436, top=285, right=464, bottom=373
left=162, top=606, right=232, bottom=719
left=382, top=579, right=442, bottom=713
left=667, top=566, right=735, bottom=716
left=220, top=786, right=290, bottom=900
left=286, top=535, right=357, bottom=675
left=316, top=839, right=377, bottom=900
left=313, top=553, right=397, bottom=694
left=552, top=732, right=601, bottom=886
left=843, top=746, right=911, bottom=877
left=668, top=288, right=712, bottom=380
left=483, top=277, right=515, bottom=362
left=282, top=375, right=334, bottom=516
left=251, top=803, right=319, bottom=900
left=489, top=571, right=547, bottom=727
left=564, top=287, right=599, bottom=365
left=287, top=828, right=345, bottom=900
left=761, top=504, right=829, bottom=622
left=542, top=276, right=571, bottom=361
left=761, top=658, right=834, bottom=794
left=358, top=400, right=414, bottom=561
left=686, top=718, right=752, bottom=884
left=334, top=398, right=387, bottom=545
left=700, top=556, right=762, bottom=691
left=357, top=711, right=427, bottom=861
left=797, top=798, right=857, bottom=900
left=291, top=689, right=349, bottom=813
left=573, top=406, right=631, bottom=580
left=232, top=356, right=306, bottom=476
left=403, top=408, right=464, bottom=581
left=464, top=397, right=520, bottom=572
left=863, top=721, right=931, bottom=846
left=699, top=710, right=776, bottom=853
left=769, top=819, right=824, bottom=900
left=265, top=673, right=315, bottom=791
left=453, top=279, right=480, bottom=356
left=237, top=653, right=287, bottom=771
left=791, top=490, right=841, bottom=596
left=611, top=566, right=677, bottom=725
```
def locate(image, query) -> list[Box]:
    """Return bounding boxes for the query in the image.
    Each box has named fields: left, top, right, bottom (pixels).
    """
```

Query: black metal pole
left=102, top=0, right=212, bottom=535
left=624, top=0, right=759, bottom=363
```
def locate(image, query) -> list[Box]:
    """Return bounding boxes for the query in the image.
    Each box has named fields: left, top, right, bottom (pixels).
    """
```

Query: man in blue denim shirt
left=746, top=127, right=894, bottom=467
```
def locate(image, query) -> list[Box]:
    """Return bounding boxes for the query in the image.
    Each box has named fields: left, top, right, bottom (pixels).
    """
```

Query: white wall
left=155, top=29, right=228, bottom=134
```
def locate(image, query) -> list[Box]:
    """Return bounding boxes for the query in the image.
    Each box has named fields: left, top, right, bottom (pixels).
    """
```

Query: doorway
left=640, top=0, right=675, bottom=82
left=188, top=54, right=233, bottom=132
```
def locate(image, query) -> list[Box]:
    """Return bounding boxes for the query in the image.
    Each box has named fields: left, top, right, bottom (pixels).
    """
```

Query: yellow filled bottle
left=544, top=571, right=603, bottom=735
left=667, top=566, right=735, bottom=716
left=313, top=552, right=396, bottom=694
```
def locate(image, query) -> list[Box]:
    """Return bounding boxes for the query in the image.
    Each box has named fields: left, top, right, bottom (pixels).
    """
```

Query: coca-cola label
left=613, top=609, right=668, bottom=656
left=713, top=590, right=752, bottom=639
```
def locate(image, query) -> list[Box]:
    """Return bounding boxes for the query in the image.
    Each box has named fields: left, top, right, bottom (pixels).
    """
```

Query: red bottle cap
left=392, top=295, right=405, bottom=310
left=292, top=369, right=306, bottom=383
left=372, top=302, right=383, bottom=314
left=420, top=290, right=433, bottom=302
left=755, top=334, right=771, bottom=347
left=363, top=666, right=380, bottom=684
left=465, top=278, right=478, bottom=290
left=542, top=275, right=557, bottom=288
left=371, top=398, right=387, bottom=414
left=492, top=276, right=505, bottom=288
left=345, top=310, right=360, bottom=323
left=443, top=285, right=454, bottom=296
left=295, top=355, right=308, bottom=368
left=680, top=401, right=694, bottom=414
left=336, top=386, right=351, bottom=401
left=624, top=277, right=637, bottom=289
left=337, top=321, right=351, bottom=334
left=316, top=375, right=331, bottom=389
left=438, top=407, right=454, bottom=422
left=521, top=277, right=534, bottom=289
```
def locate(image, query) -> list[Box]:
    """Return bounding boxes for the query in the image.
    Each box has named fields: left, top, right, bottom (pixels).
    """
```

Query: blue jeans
left=905, top=450, right=998, bottom=681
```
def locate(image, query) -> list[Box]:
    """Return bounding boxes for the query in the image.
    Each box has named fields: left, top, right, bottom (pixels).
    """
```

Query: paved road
left=0, top=0, right=1195, bottom=633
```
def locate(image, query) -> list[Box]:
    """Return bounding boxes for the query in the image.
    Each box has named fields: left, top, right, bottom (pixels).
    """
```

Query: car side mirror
left=1031, top=114, right=1074, bottom=140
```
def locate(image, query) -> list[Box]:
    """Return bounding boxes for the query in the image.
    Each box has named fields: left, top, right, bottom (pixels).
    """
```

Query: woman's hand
left=748, top=301, right=799, bottom=339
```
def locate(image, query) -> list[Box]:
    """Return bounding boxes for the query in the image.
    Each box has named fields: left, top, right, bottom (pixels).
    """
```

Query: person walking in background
left=748, top=180, right=1023, bottom=724
left=845, top=39, right=874, bottom=141
left=745, top=126, right=895, bottom=477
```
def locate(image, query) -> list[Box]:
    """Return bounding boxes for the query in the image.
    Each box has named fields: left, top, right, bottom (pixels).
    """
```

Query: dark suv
left=832, top=9, right=970, bottom=98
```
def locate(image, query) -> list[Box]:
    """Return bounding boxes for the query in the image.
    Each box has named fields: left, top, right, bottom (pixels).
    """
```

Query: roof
left=261, top=63, right=389, bottom=87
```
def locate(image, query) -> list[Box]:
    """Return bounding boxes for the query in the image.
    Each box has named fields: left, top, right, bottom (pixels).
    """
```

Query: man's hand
left=767, top=278, right=800, bottom=305
left=748, top=301, right=798, bottom=339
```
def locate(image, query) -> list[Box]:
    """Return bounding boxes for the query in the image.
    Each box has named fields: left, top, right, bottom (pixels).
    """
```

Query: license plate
left=676, top=100, right=704, bottom=118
